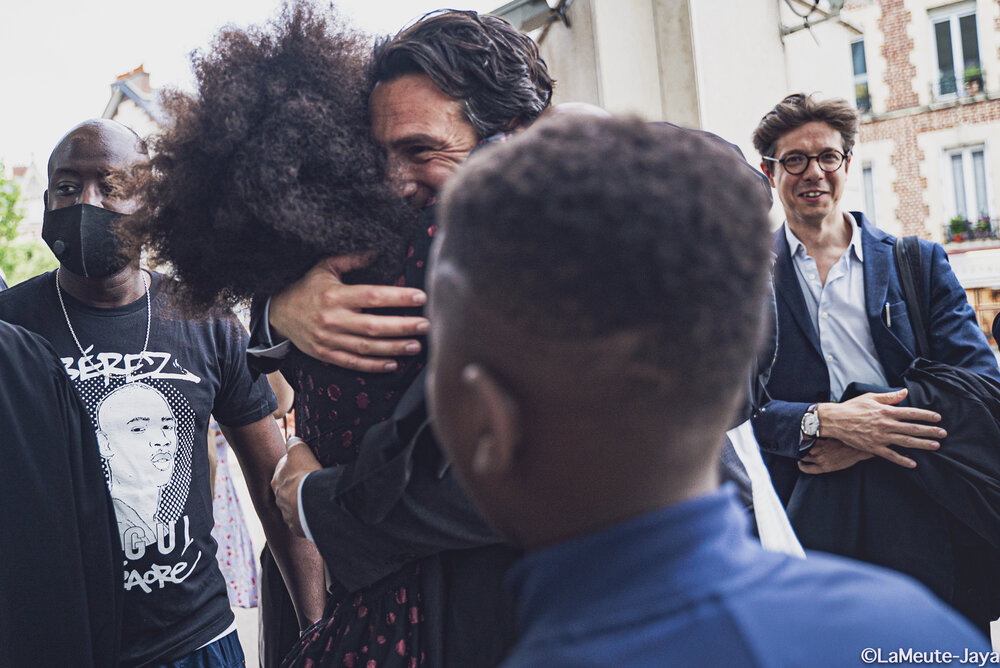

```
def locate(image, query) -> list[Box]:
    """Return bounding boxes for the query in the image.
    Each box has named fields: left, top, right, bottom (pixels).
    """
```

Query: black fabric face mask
left=42, top=203, right=131, bottom=278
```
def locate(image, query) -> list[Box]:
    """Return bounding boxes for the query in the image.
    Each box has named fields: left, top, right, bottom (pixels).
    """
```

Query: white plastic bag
left=726, top=420, right=806, bottom=558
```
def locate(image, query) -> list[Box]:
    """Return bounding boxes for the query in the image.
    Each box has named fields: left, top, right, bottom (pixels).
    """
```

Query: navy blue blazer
left=752, top=212, right=1000, bottom=496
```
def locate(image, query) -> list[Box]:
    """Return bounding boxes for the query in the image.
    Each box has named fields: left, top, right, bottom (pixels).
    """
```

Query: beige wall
left=499, top=0, right=1000, bottom=297
left=985, top=0, right=1000, bottom=95
left=689, top=0, right=791, bottom=163
left=849, top=0, right=1000, bottom=109
left=652, top=0, right=700, bottom=128
left=947, top=248, right=1000, bottom=289
left=782, top=19, right=858, bottom=100
left=538, top=0, right=602, bottom=106
left=502, top=0, right=861, bottom=221
left=908, top=0, right=936, bottom=107
left=851, top=138, right=900, bottom=235
left=591, top=0, right=664, bottom=117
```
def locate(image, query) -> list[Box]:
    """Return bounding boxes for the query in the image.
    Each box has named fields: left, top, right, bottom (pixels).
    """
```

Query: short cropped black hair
left=125, top=1, right=416, bottom=309
left=439, top=116, right=773, bottom=406
left=46, top=119, right=148, bottom=180
left=371, top=10, right=554, bottom=139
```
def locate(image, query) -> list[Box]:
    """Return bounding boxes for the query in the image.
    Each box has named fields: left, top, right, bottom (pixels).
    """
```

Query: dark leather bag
left=894, top=236, right=1000, bottom=553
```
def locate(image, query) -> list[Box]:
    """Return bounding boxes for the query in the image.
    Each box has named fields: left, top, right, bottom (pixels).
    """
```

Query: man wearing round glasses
left=765, top=148, right=847, bottom=175
left=750, top=93, right=1000, bottom=631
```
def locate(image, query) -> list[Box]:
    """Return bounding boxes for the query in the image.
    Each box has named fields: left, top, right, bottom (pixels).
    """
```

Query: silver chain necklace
left=55, top=267, right=151, bottom=359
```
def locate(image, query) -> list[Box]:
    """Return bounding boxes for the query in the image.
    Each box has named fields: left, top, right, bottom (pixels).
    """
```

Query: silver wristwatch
left=800, top=403, right=820, bottom=452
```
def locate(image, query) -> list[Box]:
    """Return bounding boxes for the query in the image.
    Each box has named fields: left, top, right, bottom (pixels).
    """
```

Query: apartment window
left=862, top=163, right=877, bottom=224
left=931, top=2, right=981, bottom=98
left=851, top=40, right=871, bottom=113
left=946, top=145, right=989, bottom=222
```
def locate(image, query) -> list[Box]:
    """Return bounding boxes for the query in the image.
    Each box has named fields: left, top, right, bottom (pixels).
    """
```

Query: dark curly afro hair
left=125, top=1, right=417, bottom=310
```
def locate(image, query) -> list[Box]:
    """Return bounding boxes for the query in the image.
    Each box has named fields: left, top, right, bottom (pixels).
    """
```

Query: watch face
left=802, top=411, right=820, bottom=438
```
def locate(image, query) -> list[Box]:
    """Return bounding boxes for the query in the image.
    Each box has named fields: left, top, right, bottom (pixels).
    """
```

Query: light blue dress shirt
left=783, top=219, right=888, bottom=400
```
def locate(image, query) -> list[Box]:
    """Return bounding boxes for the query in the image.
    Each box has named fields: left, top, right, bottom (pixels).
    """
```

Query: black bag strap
left=893, top=235, right=931, bottom=358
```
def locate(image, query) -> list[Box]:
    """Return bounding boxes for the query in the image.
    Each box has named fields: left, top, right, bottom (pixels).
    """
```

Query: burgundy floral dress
left=280, top=218, right=435, bottom=668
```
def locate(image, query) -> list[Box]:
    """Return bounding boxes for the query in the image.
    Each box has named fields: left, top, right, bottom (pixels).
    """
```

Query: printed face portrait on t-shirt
left=97, top=382, right=178, bottom=544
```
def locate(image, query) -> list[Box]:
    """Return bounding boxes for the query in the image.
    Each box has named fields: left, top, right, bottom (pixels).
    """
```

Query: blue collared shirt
left=503, top=487, right=987, bottom=667
left=784, top=219, right=887, bottom=399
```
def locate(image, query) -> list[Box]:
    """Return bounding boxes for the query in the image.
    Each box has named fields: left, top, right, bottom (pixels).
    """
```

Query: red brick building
left=844, top=0, right=1000, bottom=342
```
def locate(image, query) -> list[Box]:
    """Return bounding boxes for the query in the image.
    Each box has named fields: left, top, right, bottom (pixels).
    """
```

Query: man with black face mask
left=0, top=119, right=326, bottom=667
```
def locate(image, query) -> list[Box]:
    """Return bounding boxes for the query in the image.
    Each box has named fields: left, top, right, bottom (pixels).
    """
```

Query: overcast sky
left=0, top=0, right=504, bottom=169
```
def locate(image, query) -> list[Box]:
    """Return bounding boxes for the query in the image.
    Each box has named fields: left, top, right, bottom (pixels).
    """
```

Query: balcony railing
left=855, top=82, right=871, bottom=114
left=935, top=67, right=986, bottom=99
left=943, top=215, right=999, bottom=244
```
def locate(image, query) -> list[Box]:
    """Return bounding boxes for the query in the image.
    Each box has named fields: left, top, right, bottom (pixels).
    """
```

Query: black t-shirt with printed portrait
left=0, top=270, right=277, bottom=667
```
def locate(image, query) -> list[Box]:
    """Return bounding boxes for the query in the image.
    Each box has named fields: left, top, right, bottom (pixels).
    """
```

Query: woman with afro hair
left=125, top=2, right=556, bottom=667
left=127, top=3, right=417, bottom=309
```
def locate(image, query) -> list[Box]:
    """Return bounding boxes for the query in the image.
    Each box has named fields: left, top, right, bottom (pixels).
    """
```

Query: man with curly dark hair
left=236, top=9, right=552, bottom=668
left=253, top=9, right=553, bottom=368
left=256, top=11, right=554, bottom=668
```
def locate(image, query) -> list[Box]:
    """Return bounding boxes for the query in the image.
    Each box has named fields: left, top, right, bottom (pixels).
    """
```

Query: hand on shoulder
left=270, top=254, right=429, bottom=372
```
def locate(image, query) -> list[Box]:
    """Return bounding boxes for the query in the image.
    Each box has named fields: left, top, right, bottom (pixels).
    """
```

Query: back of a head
left=371, top=10, right=554, bottom=139
left=439, top=116, right=773, bottom=435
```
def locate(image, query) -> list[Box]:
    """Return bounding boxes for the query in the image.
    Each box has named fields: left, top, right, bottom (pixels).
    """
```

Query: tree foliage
left=3, top=240, right=59, bottom=285
left=0, top=163, right=22, bottom=244
left=0, top=164, right=58, bottom=286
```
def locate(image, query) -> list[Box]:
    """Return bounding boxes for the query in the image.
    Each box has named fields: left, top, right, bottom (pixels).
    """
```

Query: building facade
left=494, top=1, right=860, bottom=177
left=493, top=0, right=1000, bottom=344
left=101, top=65, right=166, bottom=138
left=845, top=0, right=1000, bottom=343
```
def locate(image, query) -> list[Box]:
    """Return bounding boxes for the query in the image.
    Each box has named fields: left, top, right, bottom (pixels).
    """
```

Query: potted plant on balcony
left=950, top=216, right=969, bottom=242
left=964, top=66, right=984, bottom=95
left=975, top=215, right=992, bottom=239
